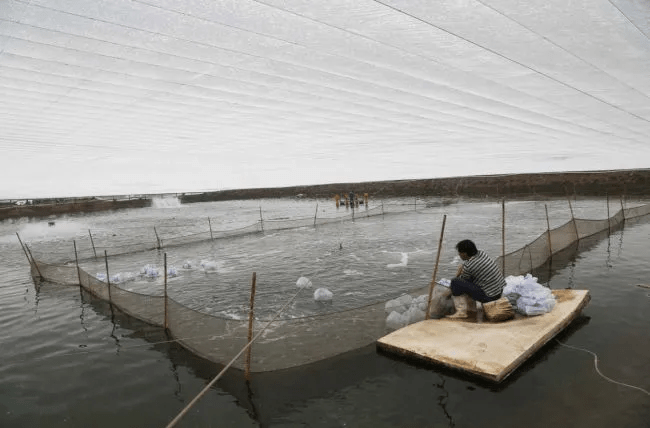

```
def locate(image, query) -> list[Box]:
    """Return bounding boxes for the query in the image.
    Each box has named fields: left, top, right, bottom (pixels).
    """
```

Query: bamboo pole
left=606, top=194, right=611, bottom=233
left=425, top=215, right=446, bottom=320
left=24, top=243, right=44, bottom=280
left=15, top=232, right=32, bottom=266
left=502, top=199, right=506, bottom=274
left=73, top=240, right=81, bottom=285
left=88, top=229, right=97, bottom=258
left=104, top=250, right=112, bottom=302
left=245, top=272, right=257, bottom=380
left=154, top=226, right=161, bottom=249
left=208, top=217, right=214, bottom=240
left=545, top=205, right=553, bottom=258
left=313, top=204, right=318, bottom=226
left=567, top=196, right=580, bottom=241
left=16, top=233, right=43, bottom=280
left=259, top=207, right=264, bottom=232
left=164, top=253, right=168, bottom=330
left=620, top=196, right=625, bottom=221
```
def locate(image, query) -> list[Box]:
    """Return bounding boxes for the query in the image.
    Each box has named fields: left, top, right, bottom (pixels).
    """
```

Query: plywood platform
left=376, top=289, right=590, bottom=382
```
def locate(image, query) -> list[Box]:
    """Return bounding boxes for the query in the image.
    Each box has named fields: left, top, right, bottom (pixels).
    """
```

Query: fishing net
left=24, top=200, right=650, bottom=372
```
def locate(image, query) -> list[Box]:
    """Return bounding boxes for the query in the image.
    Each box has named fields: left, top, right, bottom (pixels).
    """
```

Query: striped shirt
left=459, top=250, right=505, bottom=297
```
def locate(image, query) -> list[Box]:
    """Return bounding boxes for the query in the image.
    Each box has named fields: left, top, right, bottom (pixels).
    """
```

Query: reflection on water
left=0, top=197, right=648, bottom=427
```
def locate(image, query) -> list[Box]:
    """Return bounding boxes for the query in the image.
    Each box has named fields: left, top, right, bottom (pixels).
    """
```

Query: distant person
left=448, top=239, right=505, bottom=319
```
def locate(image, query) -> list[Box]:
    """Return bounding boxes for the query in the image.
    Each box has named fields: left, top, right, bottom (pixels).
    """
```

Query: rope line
left=555, top=339, right=650, bottom=396
left=165, top=286, right=305, bottom=428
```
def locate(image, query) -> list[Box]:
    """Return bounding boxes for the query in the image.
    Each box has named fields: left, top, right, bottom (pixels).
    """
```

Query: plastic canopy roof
left=1, top=0, right=649, bottom=198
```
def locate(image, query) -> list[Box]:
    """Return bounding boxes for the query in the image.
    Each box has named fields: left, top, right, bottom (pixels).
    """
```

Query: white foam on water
left=9, top=220, right=90, bottom=243
left=387, top=252, right=408, bottom=268
left=152, top=196, right=182, bottom=208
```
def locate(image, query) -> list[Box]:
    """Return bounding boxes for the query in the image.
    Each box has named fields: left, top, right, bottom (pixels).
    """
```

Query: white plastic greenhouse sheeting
left=1, top=0, right=649, bottom=197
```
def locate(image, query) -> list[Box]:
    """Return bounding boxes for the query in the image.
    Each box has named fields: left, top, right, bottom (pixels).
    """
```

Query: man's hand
left=456, top=264, right=463, bottom=277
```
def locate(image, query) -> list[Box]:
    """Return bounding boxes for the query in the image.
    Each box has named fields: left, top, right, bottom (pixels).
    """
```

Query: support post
left=501, top=199, right=506, bottom=274
left=164, top=253, right=168, bottom=330
left=620, top=196, right=625, bottom=221
left=154, top=227, right=161, bottom=249
left=104, top=250, right=112, bottom=302
left=74, top=240, right=81, bottom=285
left=208, top=217, right=214, bottom=240
left=545, top=204, right=553, bottom=258
left=259, top=207, right=264, bottom=232
left=24, top=242, right=44, bottom=280
left=313, top=204, right=318, bottom=226
left=15, top=232, right=32, bottom=266
left=414, top=198, right=416, bottom=211
left=88, top=229, right=97, bottom=258
left=245, top=272, right=257, bottom=380
left=606, top=194, right=611, bottom=233
left=567, top=196, right=580, bottom=241
left=425, top=215, right=446, bottom=320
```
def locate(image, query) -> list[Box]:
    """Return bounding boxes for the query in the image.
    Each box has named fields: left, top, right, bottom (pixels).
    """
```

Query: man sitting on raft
left=448, top=239, right=506, bottom=319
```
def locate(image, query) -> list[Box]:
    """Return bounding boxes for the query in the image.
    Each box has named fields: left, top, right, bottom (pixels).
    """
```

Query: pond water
left=0, top=196, right=648, bottom=427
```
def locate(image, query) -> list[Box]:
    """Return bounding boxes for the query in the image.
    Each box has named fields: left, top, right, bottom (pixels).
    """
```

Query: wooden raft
left=376, top=289, right=590, bottom=382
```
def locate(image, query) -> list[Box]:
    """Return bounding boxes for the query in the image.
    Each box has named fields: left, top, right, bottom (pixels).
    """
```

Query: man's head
left=456, top=239, right=478, bottom=260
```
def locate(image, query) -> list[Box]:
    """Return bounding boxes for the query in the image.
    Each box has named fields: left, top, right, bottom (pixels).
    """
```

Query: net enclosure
left=25, top=200, right=650, bottom=372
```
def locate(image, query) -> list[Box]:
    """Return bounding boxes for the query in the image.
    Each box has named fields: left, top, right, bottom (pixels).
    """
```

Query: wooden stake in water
left=606, top=194, right=611, bottom=233
left=545, top=204, right=553, bottom=258
left=16, top=233, right=43, bottom=280
left=15, top=232, right=32, bottom=266
left=567, top=196, right=579, bottom=241
left=24, top=242, right=44, bottom=281
left=620, top=195, right=626, bottom=221
left=164, top=253, right=168, bottom=331
left=313, top=204, right=318, bottom=226
left=88, top=229, right=97, bottom=258
left=259, top=207, right=264, bottom=232
left=73, top=240, right=81, bottom=285
left=154, top=226, right=162, bottom=249
left=104, top=250, right=112, bottom=302
left=426, top=214, right=446, bottom=320
left=502, top=199, right=506, bottom=274
left=245, top=272, right=257, bottom=380
left=208, top=217, right=214, bottom=240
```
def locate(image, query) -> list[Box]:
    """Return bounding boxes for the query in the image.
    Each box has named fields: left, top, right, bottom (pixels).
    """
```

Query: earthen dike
left=2, top=169, right=648, bottom=220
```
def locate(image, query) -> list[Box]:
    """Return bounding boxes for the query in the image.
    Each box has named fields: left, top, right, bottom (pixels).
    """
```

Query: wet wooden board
left=376, top=289, right=590, bottom=382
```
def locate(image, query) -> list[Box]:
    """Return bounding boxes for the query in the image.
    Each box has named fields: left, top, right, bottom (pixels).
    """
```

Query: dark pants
left=450, top=278, right=501, bottom=303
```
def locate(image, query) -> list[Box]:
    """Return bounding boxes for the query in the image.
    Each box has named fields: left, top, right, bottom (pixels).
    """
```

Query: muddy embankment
left=0, top=198, right=151, bottom=221
left=180, top=170, right=650, bottom=203
left=2, top=170, right=648, bottom=220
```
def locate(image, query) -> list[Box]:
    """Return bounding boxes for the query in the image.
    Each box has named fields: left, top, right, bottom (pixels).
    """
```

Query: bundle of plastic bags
left=385, top=294, right=428, bottom=330
left=503, top=274, right=556, bottom=316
